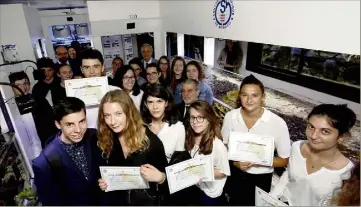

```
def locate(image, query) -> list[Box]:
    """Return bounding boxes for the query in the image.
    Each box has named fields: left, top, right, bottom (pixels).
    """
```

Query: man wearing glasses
left=140, top=63, right=162, bottom=90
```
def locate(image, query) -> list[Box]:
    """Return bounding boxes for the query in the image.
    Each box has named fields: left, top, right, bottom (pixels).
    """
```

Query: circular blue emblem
left=213, top=0, right=234, bottom=29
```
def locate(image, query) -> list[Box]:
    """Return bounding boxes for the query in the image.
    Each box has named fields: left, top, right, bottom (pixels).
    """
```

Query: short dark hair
left=236, top=74, right=265, bottom=108
left=146, top=63, right=159, bottom=71
left=112, top=57, right=124, bottom=64
left=80, top=48, right=104, bottom=65
left=8, top=71, right=29, bottom=84
left=54, top=97, right=86, bottom=122
left=308, top=104, right=356, bottom=136
left=129, top=57, right=144, bottom=71
left=36, top=57, right=55, bottom=70
left=114, top=65, right=141, bottom=96
left=141, top=84, right=180, bottom=125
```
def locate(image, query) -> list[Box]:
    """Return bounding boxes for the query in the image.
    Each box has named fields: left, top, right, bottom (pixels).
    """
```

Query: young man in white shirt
left=80, top=49, right=121, bottom=128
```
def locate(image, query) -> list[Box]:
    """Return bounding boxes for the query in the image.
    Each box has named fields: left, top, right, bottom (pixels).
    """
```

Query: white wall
left=0, top=4, right=38, bottom=85
left=0, top=4, right=37, bottom=63
left=87, top=1, right=165, bottom=59
left=161, top=1, right=360, bottom=55
left=87, top=1, right=160, bottom=22
left=23, top=6, right=44, bottom=52
left=39, top=8, right=90, bottom=61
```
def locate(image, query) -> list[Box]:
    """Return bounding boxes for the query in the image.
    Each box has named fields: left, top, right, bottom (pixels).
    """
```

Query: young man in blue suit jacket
left=32, top=97, right=104, bottom=205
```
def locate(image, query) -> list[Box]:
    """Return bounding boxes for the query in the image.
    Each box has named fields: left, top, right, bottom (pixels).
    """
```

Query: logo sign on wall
left=213, top=0, right=234, bottom=29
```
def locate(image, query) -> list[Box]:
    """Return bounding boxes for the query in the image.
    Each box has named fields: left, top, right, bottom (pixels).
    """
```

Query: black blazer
left=33, top=128, right=104, bottom=205
left=102, top=127, right=168, bottom=205
left=175, top=102, right=190, bottom=131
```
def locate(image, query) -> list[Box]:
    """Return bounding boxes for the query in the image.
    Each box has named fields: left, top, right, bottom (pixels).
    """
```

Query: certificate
left=65, top=77, right=109, bottom=106
left=165, top=155, right=214, bottom=194
left=99, top=166, right=150, bottom=192
left=255, top=187, right=288, bottom=206
left=228, top=132, right=274, bottom=166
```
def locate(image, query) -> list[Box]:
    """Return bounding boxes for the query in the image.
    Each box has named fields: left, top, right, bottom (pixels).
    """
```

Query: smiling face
left=306, top=115, right=342, bottom=151
left=122, top=70, right=136, bottom=91
left=239, top=84, right=265, bottom=113
left=189, top=108, right=209, bottom=134
left=173, top=60, right=184, bottom=76
left=58, top=65, right=73, bottom=81
left=103, top=102, right=127, bottom=134
left=146, top=96, right=167, bottom=120
left=141, top=45, right=152, bottom=62
left=186, top=64, right=199, bottom=81
left=81, top=59, right=105, bottom=78
left=55, top=110, right=87, bottom=144
left=13, top=78, right=30, bottom=96
left=68, top=47, right=76, bottom=59
left=146, top=67, right=160, bottom=84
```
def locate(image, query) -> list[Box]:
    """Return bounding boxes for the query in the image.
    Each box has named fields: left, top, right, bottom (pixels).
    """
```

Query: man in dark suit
left=55, top=45, right=81, bottom=74
left=32, top=97, right=104, bottom=205
left=175, top=79, right=200, bottom=127
left=140, top=43, right=158, bottom=69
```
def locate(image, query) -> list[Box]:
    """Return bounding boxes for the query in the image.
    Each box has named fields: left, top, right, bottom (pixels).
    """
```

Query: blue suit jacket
left=32, top=129, right=104, bottom=205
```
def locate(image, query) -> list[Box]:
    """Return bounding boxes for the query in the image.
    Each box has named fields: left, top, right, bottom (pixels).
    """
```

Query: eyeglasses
left=123, top=76, right=135, bottom=81
left=190, top=116, right=205, bottom=123
left=146, top=72, right=158, bottom=77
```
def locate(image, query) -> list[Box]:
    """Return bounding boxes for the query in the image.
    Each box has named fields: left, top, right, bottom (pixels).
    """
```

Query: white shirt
left=157, top=121, right=185, bottom=162
left=45, top=90, right=53, bottom=106
left=130, top=90, right=144, bottom=111
left=274, top=141, right=354, bottom=206
left=221, top=107, right=291, bottom=174
left=86, top=85, right=121, bottom=129
left=143, top=58, right=154, bottom=69
left=189, top=138, right=230, bottom=198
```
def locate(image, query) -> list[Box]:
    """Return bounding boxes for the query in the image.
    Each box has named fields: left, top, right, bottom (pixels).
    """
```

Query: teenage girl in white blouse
left=113, top=65, right=144, bottom=110
left=221, top=74, right=291, bottom=205
left=141, top=84, right=185, bottom=162
left=186, top=100, right=230, bottom=206
left=271, top=104, right=356, bottom=206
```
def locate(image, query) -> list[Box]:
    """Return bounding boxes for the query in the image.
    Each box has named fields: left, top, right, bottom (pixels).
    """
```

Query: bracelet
left=158, top=173, right=166, bottom=184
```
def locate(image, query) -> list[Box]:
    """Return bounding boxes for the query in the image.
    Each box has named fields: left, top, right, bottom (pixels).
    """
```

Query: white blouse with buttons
left=221, top=107, right=291, bottom=174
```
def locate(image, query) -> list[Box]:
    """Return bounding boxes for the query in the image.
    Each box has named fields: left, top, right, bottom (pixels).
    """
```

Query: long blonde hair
left=97, top=90, right=149, bottom=158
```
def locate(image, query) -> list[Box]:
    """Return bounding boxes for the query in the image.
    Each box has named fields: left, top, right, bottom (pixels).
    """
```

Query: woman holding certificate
left=96, top=90, right=168, bottom=205
left=113, top=65, right=144, bottom=110
left=221, top=74, right=291, bottom=206
left=271, top=104, right=356, bottom=206
left=186, top=100, right=230, bottom=206
left=140, top=84, right=185, bottom=162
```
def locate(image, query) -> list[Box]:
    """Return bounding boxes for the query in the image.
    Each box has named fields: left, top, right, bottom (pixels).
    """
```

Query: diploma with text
left=165, top=155, right=214, bottom=194
left=99, top=166, right=149, bottom=192
left=228, top=132, right=275, bottom=166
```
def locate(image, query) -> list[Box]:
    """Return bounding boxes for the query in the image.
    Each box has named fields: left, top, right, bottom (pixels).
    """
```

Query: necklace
left=309, top=152, right=340, bottom=169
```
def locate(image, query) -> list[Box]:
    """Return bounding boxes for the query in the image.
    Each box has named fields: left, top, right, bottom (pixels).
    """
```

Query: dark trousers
left=228, top=165, right=273, bottom=206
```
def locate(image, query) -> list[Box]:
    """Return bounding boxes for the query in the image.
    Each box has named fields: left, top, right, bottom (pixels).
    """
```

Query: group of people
left=8, top=43, right=359, bottom=206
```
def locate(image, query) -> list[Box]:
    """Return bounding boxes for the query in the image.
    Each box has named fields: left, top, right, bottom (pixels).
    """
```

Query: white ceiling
left=0, top=0, right=87, bottom=9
